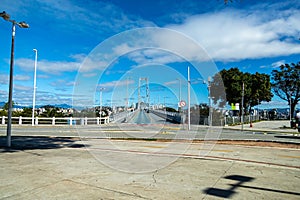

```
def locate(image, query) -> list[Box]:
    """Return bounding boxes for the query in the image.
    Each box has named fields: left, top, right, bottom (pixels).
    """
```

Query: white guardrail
left=1, top=116, right=110, bottom=126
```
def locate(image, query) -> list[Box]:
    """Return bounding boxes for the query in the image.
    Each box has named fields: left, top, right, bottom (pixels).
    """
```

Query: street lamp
left=187, top=66, right=191, bottom=130
left=32, top=49, right=38, bottom=126
left=196, top=77, right=212, bottom=126
left=1, top=11, right=29, bottom=147
left=207, top=76, right=212, bottom=126
left=99, top=88, right=105, bottom=125
left=289, top=91, right=292, bottom=122
left=176, top=78, right=182, bottom=112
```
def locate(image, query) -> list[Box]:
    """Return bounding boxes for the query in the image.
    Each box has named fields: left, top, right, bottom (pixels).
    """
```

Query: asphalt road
left=129, top=110, right=171, bottom=124
left=0, top=123, right=300, bottom=144
left=131, top=110, right=152, bottom=124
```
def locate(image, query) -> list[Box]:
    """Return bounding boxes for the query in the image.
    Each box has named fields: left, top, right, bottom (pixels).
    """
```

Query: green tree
left=0, top=110, right=7, bottom=116
left=271, top=62, right=300, bottom=117
left=3, top=101, right=16, bottom=110
left=21, top=107, right=34, bottom=117
left=40, top=106, right=64, bottom=117
left=211, top=68, right=273, bottom=115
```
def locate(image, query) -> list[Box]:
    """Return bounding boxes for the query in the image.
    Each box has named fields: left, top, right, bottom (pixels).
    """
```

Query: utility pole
left=177, top=78, right=182, bottom=112
left=241, top=82, right=244, bottom=131
left=99, top=88, right=105, bottom=125
left=187, top=66, right=191, bottom=131
left=138, top=77, right=149, bottom=110
left=1, top=11, right=29, bottom=147
left=32, top=49, right=38, bottom=126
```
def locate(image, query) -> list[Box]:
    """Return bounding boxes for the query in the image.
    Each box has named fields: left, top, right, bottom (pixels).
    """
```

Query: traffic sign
left=179, top=100, right=186, bottom=107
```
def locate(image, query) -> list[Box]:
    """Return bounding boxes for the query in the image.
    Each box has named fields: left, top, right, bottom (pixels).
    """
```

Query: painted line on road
left=88, top=130, right=141, bottom=133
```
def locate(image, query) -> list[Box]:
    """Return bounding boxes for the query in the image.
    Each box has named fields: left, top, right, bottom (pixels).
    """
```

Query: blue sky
left=0, top=0, right=300, bottom=109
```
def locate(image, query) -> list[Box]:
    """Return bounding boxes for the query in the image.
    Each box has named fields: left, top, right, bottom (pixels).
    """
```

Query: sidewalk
left=224, top=120, right=299, bottom=134
left=1, top=135, right=299, bottom=199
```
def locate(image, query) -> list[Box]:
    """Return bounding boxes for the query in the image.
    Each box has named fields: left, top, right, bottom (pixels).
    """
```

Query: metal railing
left=1, top=116, right=110, bottom=126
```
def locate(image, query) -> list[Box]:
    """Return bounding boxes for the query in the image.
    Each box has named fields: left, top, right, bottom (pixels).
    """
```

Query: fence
left=1, top=114, right=260, bottom=126
left=1, top=116, right=110, bottom=126
left=225, top=115, right=260, bottom=126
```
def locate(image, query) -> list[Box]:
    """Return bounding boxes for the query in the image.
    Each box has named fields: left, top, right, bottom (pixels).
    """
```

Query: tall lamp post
left=176, top=78, right=182, bottom=112
left=187, top=66, right=191, bottom=130
left=32, top=49, right=38, bottom=126
left=207, top=76, right=212, bottom=126
left=196, top=77, right=212, bottom=126
left=0, top=11, right=29, bottom=147
left=99, top=88, right=105, bottom=125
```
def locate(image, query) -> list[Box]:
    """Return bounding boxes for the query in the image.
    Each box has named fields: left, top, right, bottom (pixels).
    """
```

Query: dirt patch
left=214, top=140, right=300, bottom=149
left=109, top=138, right=300, bottom=149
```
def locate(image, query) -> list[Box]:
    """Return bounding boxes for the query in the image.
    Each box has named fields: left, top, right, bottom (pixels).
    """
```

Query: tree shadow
left=0, top=136, right=87, bottom=152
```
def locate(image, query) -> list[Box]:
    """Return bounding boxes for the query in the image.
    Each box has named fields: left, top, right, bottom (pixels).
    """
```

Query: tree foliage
left=211, top=68, right=273, bottom=114
left=271, top=62, right=300, bottom=116
left=3, top=101, right=16, bottom=110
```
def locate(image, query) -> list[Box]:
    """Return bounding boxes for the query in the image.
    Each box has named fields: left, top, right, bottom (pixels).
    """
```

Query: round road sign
left=179, top=100, right=186, bottom=107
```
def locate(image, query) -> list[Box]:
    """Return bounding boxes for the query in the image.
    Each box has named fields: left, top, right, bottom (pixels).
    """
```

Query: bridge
left=0, top=109, right=181, bottom=126
left=123, top=109, right=182, bottom=124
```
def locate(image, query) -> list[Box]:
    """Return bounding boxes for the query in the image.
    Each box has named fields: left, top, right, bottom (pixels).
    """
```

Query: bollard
left=69, top=117, right=73, bottom=126
left=19, top=116, right=22, bottom=125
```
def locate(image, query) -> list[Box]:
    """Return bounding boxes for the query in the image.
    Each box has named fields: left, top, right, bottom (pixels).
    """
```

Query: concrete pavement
left=0, top=138, right=299, bottom=199
left=224, top=120, right=298, bottom=134
left=0, top=120, right=299, bottom=199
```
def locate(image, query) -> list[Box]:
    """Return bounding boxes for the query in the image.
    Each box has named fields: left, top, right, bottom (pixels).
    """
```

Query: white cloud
left=166, top=5, right=300, bottom=61
left=271, top=60, right=286, bottom=68
left=260, top=100, right=289, bottom=108
left=0, top=75, right=8, bottom=84
left=13, top=53, right=110, bottom=75
left=79, top=56, right=109, bottom=73
left=113, top=43, right=136, bottom=56
left=164, top=80, right=179, bottom=86
left=82, top=73, right=97, bottom=78
left=14, top=84, right=32, bottom=91
left=98, top=79, right=134, bottom=89
left=15, top=75, right=31, bottom=81
left=51, top=80, right=75, bottom=87
left=34, top=0, right=155, bottom=36
left=259, top=60, right=286, bottom=69
left=15, top=58, right=80, bottom=75
left=128, top=49, right=185, bottom=65
left=37, top=75, right=50, bottom=79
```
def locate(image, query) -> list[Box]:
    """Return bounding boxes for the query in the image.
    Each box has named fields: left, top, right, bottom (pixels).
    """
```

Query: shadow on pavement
left=274, top=135, right=300, bottom=139
left=204, top=175, right=254, bottom=198
left=204, top=174, right=300, bottom=198
left=0, top=136, right=86, bottom=152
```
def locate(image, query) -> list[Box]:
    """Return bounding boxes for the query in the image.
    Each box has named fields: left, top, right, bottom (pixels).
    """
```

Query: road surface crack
left=65, top=179, right=151, bottom=199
